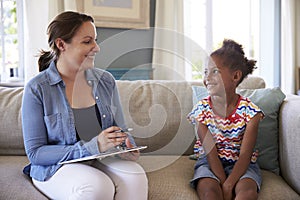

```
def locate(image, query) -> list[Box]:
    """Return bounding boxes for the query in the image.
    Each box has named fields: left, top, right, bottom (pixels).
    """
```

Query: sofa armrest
left=279, top=94, right=300, bottom=194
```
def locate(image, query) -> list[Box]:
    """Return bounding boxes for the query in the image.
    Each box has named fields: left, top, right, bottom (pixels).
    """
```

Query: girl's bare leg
left=196, top=177, right=223, bottom=200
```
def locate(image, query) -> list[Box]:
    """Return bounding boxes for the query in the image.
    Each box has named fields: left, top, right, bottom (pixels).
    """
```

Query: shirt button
left=103, top=114, right=106, bottom=118
left=88, top=80, right=92, bottom=84
left=95, top=96, right=99, bottom=100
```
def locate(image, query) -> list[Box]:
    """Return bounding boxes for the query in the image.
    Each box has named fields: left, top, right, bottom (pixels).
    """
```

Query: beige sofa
left=0, top=76, right=300, bottom=200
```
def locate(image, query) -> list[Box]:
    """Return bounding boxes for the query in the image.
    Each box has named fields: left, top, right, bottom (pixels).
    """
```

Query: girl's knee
left=236, top=191, right=258, bottom=200
left=235, top=178, right=258, bottom=200
left=197, top=178, right=222, bottom=199
left=235, top=188, right=258, bottom=200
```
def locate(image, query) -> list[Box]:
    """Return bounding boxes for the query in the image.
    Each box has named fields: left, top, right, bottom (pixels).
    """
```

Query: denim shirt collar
left=47, top=61, right=62, bottom=86
left=47, top=61, right=101, bottom=86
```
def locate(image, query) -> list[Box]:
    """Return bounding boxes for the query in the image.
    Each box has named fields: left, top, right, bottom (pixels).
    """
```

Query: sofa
left=0, top=76, right=300, bottom=200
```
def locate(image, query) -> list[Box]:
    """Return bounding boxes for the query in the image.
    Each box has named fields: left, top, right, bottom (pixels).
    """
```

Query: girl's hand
left=222, top=180, right=234, bottom=200
left=97, top=126, right=127, bottom=152
left=118, top=138, right=140, bottom=161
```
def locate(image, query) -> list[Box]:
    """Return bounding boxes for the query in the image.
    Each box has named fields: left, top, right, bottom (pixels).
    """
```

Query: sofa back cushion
left=0, top=87, right=25, bottom=155
left=0, top=76, right=265, bottom=156
left=116, top=80, right=202, bottom=155
left=116, top=76, right=266, bottom=156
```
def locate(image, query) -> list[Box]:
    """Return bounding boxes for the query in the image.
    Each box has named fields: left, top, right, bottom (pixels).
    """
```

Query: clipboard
left=59, top=146, right=147, bottom=164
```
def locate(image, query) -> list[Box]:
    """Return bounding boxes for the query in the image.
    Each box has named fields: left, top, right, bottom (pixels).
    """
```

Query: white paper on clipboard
left=59, top=146, right=147, bottom=164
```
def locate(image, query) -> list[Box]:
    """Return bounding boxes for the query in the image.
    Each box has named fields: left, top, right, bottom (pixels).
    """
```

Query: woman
left=22, top=11, right=148, bottom=200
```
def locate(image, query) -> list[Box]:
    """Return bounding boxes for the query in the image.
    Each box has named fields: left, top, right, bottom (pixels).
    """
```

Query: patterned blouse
left=187, top=95, right=263, bottom=164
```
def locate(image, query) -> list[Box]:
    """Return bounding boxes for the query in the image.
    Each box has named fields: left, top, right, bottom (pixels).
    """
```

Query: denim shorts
left=190, top=157, right=262, bottom=191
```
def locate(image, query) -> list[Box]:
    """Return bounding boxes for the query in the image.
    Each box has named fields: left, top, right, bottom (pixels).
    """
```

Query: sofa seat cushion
left=0, top=156, right=48, bottom=200
left=138, top=155, right=300, bottom=200
left=138, top=155, right=198, bottom=200
left=1, top=155, right=299, bottom=200
left=259, top=170, right=300, bottom=200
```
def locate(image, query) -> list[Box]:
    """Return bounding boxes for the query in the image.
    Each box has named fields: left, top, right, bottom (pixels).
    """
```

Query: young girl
left=187, top=39, right=264, bottom=200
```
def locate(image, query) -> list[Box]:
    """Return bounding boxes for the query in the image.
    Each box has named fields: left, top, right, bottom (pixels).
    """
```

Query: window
left=184, top=0, right=260, bottom=80
left=0, top=0, right=23, bottom=83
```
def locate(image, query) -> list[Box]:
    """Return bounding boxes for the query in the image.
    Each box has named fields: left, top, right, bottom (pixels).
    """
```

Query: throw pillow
left=191, top=86, right=286, bottom=175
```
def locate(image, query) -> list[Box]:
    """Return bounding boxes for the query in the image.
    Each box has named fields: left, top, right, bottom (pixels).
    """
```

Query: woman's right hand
left=97, top=126, right=127, bottom=152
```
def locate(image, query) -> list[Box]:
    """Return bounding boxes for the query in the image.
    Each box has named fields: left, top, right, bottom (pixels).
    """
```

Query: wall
left=95, top=0, right=156, bottom=73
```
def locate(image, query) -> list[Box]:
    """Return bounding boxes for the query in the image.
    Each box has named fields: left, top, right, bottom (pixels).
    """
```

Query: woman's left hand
left=118, top=138, right=140, bottom=161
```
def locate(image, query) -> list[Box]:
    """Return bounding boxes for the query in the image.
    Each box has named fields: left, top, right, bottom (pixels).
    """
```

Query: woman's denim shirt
left=22, top=61, right=131, bottom=181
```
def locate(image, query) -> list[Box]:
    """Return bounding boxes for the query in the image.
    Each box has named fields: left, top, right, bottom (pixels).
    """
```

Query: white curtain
left=23, top=0, right=78, bottom=83
left=297, top=1, right=300, bottom=94
left=281, top=0, right=299, bottom=94
left=152, top=0, right=186, bottom=80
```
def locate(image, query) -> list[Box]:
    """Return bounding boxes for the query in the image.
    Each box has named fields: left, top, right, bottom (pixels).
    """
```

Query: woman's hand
left=97, top=126, right=127, bottom=152
left=118, top=138, right=140, bottom=161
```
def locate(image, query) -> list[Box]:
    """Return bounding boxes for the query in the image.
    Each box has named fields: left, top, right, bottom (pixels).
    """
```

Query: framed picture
left=76, top=0, right=150, bottom=29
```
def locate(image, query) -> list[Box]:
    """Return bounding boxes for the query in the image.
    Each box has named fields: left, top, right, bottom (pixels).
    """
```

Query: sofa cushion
left=138, top=155, right=300, bottom=200
left=258, top=170, right=300, bottom=200
left=0, top=156, right=48, bottom=199
left=191, top=86, right=285, bottom=174
left=237, top=75, right=266, bottom=89
left=116, top=80, right=203, bottom=156
left=279, top=95, right=300, bottom=194
left=0, top=87, right=25, bottom=155
left=115, top=77, right=265, bottom=157
left=139, top=155, right=199, bottom=200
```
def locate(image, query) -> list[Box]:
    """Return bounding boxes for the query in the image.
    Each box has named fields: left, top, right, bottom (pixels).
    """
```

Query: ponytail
left=38, top=50, right=56, bottom=72
left=244, top=57, right=257, bottom=76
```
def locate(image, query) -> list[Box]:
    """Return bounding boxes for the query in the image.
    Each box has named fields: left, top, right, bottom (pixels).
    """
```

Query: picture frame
left=76, top=0, right=150, bottom=29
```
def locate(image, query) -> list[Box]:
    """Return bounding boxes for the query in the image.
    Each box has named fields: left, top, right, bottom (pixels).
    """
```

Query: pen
left=114, top=128, right=133, bottom=133
left=114, top=128, right=133, bottom=149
